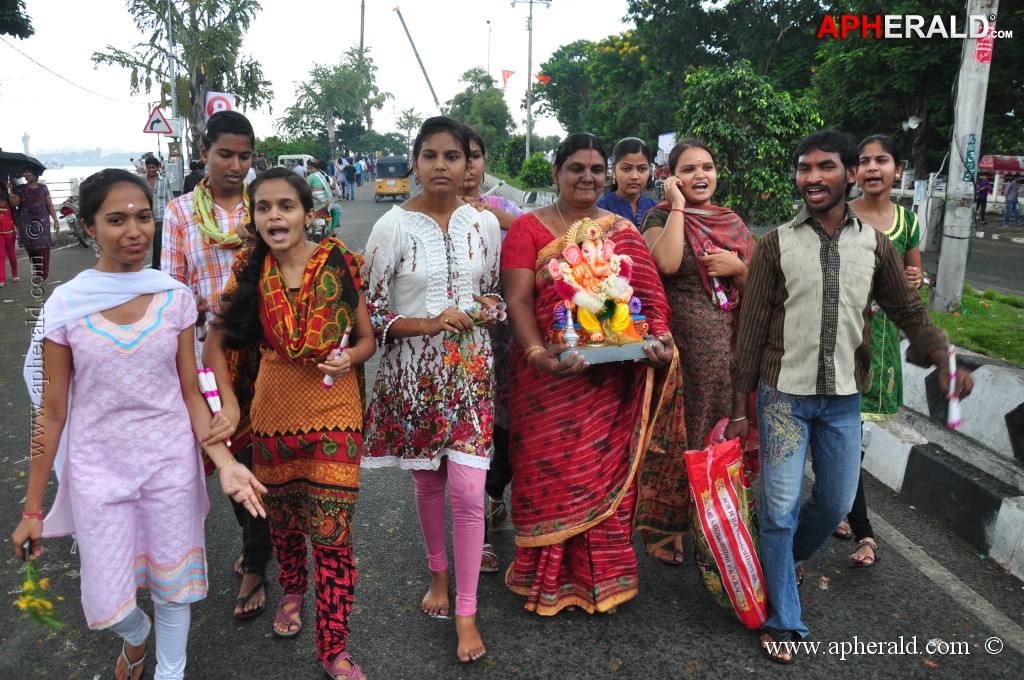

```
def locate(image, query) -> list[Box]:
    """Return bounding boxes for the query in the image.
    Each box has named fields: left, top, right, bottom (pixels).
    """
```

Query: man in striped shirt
left=725, top=130, right=974, bottom=663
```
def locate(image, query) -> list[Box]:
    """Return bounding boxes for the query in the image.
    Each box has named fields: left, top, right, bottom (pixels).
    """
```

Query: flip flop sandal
left=323, top=651, right=365, bottom=680
left=832, top=521, right=854, bottom=540
left=234, top=575, right=266, bottom=620
left=850, top=537, right=880, bottom=568
left=486, top=497, right=508, bottom=531
left=273, top=593, right=304, bottom=638
left=114, top=637, right=148, bottom=680
left=758, top=626, right=796, bottom=665
left=480, top=543, right=499, bottom=573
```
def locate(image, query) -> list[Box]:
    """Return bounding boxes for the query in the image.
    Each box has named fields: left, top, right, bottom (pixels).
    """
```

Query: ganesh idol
left=547, top=217, right=647, bottom=346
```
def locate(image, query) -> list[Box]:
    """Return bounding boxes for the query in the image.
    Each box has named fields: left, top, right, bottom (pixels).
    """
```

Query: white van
left=277, top=154, right=316, bottom=168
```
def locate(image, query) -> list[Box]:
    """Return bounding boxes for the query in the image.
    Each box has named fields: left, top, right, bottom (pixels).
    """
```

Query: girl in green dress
left=837, top=135, right=923, bottom=567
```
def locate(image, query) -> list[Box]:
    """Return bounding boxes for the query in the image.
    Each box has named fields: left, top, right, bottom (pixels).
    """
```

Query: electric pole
left=360, top=0, right=366, bottom=53
left=933, top=0, right=1000, bottom=311
left=512, top=0, right=551, bottom=159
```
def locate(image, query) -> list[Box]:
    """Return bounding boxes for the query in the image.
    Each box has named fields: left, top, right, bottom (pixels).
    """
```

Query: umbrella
left=0, top=152, right=47, bottom=179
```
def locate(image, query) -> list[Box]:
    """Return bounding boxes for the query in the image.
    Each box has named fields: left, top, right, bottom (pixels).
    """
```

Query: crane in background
left=393, top=7, right=442, bottom=115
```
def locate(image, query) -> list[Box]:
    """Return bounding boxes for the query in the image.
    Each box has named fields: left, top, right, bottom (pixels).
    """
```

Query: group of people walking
left=13, top=108, right=974, bottom=679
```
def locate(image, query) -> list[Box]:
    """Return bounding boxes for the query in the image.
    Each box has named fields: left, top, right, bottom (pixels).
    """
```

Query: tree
left=92, top=0, right=273, bottom=156
left=278, top=47, right=392, bottom=158
left=446, top=68, right=514, bottom=151
left=0, top=0, right=33, bottom=38
left=395, top=108, right=423, bottom=157
left=533, top=41, right=592, bottom=134
left=676, top=61, right=822, bottom=226
left=344, top=46, right=393, bottom=133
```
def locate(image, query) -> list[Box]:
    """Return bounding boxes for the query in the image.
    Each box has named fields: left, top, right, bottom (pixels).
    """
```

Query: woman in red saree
left=501, top=133, right=675, bottom=615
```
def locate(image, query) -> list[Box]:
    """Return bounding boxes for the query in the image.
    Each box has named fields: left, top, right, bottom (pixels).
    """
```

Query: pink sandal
left=273, top=593, right=304, bottom=638
left=323, top=651, right=365, bottom=679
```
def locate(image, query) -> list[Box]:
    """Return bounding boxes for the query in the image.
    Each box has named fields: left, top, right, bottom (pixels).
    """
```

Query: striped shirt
left=730, top=204, right=946, bottom=396
left=160, top=193, right=246, bottom=359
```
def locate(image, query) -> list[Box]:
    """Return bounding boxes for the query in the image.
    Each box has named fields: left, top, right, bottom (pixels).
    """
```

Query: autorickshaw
left=374, top=156, right=411, bottom=202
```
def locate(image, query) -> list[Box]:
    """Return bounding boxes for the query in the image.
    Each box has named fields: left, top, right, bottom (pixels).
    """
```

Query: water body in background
left=38, top=165, right=134, bottom=201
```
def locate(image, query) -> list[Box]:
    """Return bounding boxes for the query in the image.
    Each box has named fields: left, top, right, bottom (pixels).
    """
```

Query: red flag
left=536, top=74, right=551, bottom=85
left=501, top=70, right=515, bottom=90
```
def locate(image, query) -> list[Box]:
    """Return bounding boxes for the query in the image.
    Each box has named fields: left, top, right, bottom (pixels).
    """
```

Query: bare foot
left=421, top=570, right=449, bottom=617
left=234, top=572, right=266, bottom=617
left=233, top=555, right=244, bottom=577
left=455, top=614, right=486, bottom=662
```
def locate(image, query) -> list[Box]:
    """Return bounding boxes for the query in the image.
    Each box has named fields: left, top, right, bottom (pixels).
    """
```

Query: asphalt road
left=1, top=186, right=1023, bottom=679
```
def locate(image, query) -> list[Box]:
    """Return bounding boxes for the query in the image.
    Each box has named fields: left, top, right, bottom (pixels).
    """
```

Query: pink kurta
left=47, top=289, right=209, bottom=629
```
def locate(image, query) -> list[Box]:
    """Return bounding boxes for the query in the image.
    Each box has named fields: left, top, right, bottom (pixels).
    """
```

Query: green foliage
left=519, top=153, right=553, bottom=189
left=277, top=46, right=392, bottom=158
left=92, top=0, right=272, bottom=156
left=491, top=135, right=527, bottom=178
left=446, top=69, right=514, bottom=152
left=925, top=287, right=1024, bottom=367
left=256, top=136, right=320, bottom=163
left=676, top=60, right=821, bottom=226
left=0, top=0, right=33, bottom=38
left=395, top=108, right=423, bottom=157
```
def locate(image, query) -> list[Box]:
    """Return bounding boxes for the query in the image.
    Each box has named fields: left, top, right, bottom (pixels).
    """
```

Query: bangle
left=217, top=457, right=238, bottom=470
left=728, top=415, right=747, bottom=423
left=419, top=318, right=427, bottom=336
left=22, top=510, right=44, bottom=520
left=524, top=345, right=545, bottom=364
left=670, top=208, right=685, bottom=215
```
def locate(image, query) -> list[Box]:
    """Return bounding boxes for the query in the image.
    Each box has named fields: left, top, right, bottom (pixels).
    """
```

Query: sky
left=0, top=0, right=632, bottom=158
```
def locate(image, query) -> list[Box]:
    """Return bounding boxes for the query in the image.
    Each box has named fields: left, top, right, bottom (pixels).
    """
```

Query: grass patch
left=487, top=170, right=554, bottom=193
left=925, top=287, right=1024, bottom=367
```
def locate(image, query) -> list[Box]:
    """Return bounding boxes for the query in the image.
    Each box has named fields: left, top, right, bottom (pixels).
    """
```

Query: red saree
left=500, top=213, right=672, bottom=615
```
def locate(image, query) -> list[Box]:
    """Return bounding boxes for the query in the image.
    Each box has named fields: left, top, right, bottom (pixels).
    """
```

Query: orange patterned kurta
left=227, top=239, right=365, bottom=548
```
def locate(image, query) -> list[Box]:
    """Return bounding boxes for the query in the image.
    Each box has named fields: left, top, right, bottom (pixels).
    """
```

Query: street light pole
left=512, top=0, right=551, bottom=160
left=932, top=0, right=1000, bottom=311
left=487, top=20, right=492, bottom=77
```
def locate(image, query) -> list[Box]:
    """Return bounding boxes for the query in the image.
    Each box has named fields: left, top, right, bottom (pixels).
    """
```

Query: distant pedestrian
left=0, top=181, right=19, bottom=287
left=354, top=158, right=363, bottom=187
left=975, top=175, right=992, bottom=223
left=343, top=163, right=357, bottom=200
left=1003, top=176, right=1020, bottom=226
left=9, top=166, right=59, bottom=283
left=255, top=152, right=270, bottom=174
left=183, top=160, right=204, bottom=194
left=292, top=159, right=307, bottom=178
left=144, top=157, right=173, bottom=270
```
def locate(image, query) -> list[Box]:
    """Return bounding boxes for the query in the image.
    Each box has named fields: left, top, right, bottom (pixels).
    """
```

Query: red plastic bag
left=685, top=436, right=767, bottom=630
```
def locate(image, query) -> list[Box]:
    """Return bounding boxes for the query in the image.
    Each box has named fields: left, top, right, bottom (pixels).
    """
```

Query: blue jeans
left=757, top=384, right=862, bottom=638
left=1004, top=199, right=1020, bottom=225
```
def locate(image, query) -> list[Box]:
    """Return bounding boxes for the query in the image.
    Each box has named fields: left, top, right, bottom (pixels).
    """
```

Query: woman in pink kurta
left=13, top=169, right=265, bottom=680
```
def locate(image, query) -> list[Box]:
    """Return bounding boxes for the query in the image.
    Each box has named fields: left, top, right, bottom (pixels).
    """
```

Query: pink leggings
left=411, top=457, right=486, bottom=617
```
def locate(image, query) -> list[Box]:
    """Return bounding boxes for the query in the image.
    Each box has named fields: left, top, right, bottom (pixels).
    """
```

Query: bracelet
left=22, top=510, right=44, bottom=520
left=728, top=415, right=748, bottom=423
left=670, top=208, right=685, bottom=215
left=419, top=318, right=427, bottom=336
left=524, top=345, right=545, bottom=364
left=217, top=457, right=238, bottom=470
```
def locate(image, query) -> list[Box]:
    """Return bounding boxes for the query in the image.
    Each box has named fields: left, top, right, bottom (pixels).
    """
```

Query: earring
left=92, top=241, right=100, bottom=258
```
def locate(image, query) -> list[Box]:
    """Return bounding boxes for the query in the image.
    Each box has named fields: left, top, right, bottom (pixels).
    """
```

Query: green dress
left=862, top=204, right=920, bottom=421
